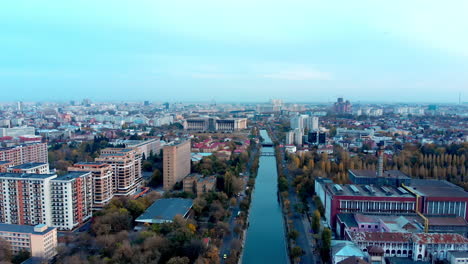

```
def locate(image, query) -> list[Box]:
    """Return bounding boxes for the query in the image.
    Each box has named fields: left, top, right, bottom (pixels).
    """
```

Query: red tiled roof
left=348, top=231, right=412, bottom=243
left=412, top=233, right=468, bottom=244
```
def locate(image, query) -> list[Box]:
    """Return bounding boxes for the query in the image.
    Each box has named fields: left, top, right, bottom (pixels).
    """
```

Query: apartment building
left=0, top=173, right=55, bottom=226
left=0, top=143, right=48, bottom=166
left=182, top=173, right=216, bottom=195
left=50, top=172, right=93, bottom=230
left=163, top=140, right=191, bottom=190
left=68, top=162, right=114, bottom=209
left=0, top=160, right=14, bottom=172
left=96, top=148, right=142, bottom=196
left=7, top=162, right=50, bottom=174
left=0, top=223, right=57, bottom=260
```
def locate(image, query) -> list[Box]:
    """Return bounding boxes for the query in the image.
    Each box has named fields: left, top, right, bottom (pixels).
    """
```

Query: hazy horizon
left=1, top=1, right=467, bottom=103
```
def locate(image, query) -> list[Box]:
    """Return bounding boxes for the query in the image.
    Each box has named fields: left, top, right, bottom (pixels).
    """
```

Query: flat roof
left=53, top=172, right=89, bottom=181
left=407, top=179, right=468, bottom=198
left=325, top=183, right=414, bottom=198
left=349, top=169, right=411, bottom=179
left=136, top=198, right=193, bottom=224
left=0, top=173, right=56, bottom=180
left=10, top=162, right=47, bottom=169
left=0, top=223, right=55, bottom=235
left=0, top=161, right=12, bottom=165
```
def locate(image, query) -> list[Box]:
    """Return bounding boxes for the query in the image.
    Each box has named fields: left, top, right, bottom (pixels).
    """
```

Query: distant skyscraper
left=144, top=100, right=150, bottom=106
left=333, top=97, right=352, bottom=114
left=163, top=140, right=191, bottom=190
left=17, top=101, right=23, bottom=112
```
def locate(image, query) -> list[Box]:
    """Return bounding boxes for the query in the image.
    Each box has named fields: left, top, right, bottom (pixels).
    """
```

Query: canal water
left=242, top=130, right=288, bottom=264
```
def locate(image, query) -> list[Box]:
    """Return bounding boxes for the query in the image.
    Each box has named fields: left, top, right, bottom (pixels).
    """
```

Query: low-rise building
left=0, top=223, right=57, bottom=261
left=135, top=198, right=193, bottom=224
left=182, top=174, right=216, bottom=195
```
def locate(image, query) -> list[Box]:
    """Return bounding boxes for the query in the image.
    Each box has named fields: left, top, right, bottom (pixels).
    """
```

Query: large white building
left=0, top=172, right=93, bottom=231
left=0, top=127, right=35, bottom=138
left=50, top=172, right=93, bottom=230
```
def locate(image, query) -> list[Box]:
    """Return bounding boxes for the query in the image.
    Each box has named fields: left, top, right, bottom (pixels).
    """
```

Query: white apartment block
left=50, top=172, right=93, bottom=230
left=0, top=173, right=55, bottom=226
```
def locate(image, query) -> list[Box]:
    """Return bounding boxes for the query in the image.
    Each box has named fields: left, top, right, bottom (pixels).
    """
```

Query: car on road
left=223, top=254, right=227, bottom=259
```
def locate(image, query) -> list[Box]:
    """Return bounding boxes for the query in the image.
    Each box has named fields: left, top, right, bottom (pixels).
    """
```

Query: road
left=219, top=144, right=259, bottom=263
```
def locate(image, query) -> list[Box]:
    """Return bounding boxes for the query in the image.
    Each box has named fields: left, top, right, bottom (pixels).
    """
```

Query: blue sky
left=1, top=0, right=467, bottom=103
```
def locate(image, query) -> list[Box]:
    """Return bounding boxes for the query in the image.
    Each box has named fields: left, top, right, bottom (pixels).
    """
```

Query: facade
left=308, top=131, right=327, bottom=145
left=405, top=179, right=468, bottom=221
left=0, top=223, right=57, bottom=260
left=346, top=231, right=468, bottom=262
left=0, top=143, right=48, bottom=166
left=111, top=138, right=162, bottom=158
left=0, top=173, right=55, bottom=226
left=448, top=251, right=468, bottom=264
left=0, top=127, right=35, bottom=137
left=285, top=131, right=294, bottom=145
left=68, top=162, right=114, bottom=209
left=163, top=140, right=191, bottom=190
left=183, top=117, right=247, bottom=131
left=315, top=180, right=417, bottom=228
left=182, top=174, right=216, bottom=195
left=96, top=148, right=143, bottom=196
left=50, top=172, right=93, bottom=230
left=7, top=162, right=50, bottom=174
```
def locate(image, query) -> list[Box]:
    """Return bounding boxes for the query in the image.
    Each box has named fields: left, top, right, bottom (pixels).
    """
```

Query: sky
left=1, top=0, right=467, bottom=103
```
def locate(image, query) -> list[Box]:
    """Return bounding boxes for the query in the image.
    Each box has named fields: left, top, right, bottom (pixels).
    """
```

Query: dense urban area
left=0, top=98, right=467, bottom=264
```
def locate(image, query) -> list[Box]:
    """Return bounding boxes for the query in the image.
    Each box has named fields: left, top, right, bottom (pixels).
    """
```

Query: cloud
left=262, top=67, right=332, bottom=81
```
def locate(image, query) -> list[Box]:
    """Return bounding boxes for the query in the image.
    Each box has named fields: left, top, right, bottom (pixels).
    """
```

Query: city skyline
left=1, top=1, right=467, bottom=103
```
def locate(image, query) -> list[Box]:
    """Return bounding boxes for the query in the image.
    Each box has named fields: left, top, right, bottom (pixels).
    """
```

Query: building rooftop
left=331, top=240, right=366, bottom=258
left=337, top=257, right=369, bottom=264
left=407, top=179, right=468, bottom=198
left=53, top=172, right=90, bottom=181
left=325, top=182, right=414, bottom=198
left=0, top=173, right=56, bottom=180
left=412, top=233, right=468, bottom=244
left=0, top=161, right=12, bottom=165
left=349, top=169, right=411, bottom=179
left=10, top=162, right=47, bottom=169
left=427, top=216, right=468, bottom=226
left=0, top=223, right=55, bottom=235
left=347, top=231, right=413, bottom=243
left=135, top=198, right=193, bottom=224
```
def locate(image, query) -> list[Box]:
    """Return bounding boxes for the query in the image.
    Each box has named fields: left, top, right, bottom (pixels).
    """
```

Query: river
left=242, top=130, right=288, bottom=264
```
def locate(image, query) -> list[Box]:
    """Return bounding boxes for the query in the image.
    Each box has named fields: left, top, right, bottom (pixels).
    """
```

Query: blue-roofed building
left=332, top=240, right=368, bottom=264
left=135, top=198, right=194, bottom=224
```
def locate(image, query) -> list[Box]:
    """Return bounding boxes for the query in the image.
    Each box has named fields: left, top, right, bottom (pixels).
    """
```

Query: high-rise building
left=0, top=173, right=55, bottom=226
left=50, top=172, right=93, bottom=230
left=333, top=97, right=352, bottom=114
left=163, top=140, right=191, bottom=190
left=306, top=116, right=319, bottom=131
left=293, top=128, right=303, bottom=146
left=0, top=223, right=57, bottom=260
left=96, top=148, right=142, bottom=196
left=68, top=162, right=114, bottom=209
left=285, top=131, right=295, bottom=145
left=0, top=143, right=48, bottom=166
